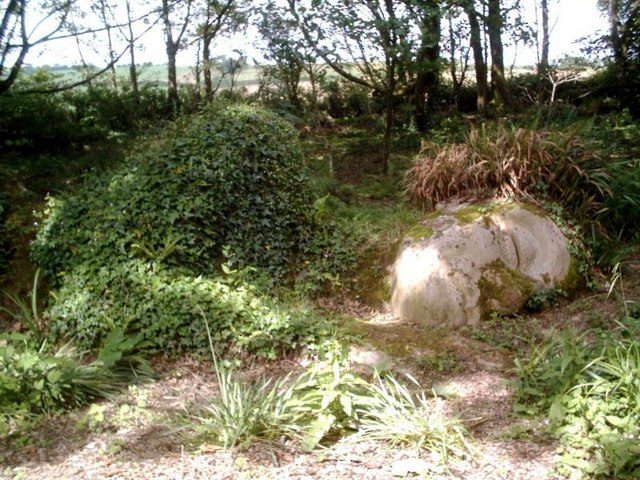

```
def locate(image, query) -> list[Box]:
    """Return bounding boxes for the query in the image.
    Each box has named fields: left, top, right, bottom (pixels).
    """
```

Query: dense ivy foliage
left=34, top=103, right=315, bottom=279
left=32, top=103, right=343, bottom=354
left=46, top=258, right=335, bottom=355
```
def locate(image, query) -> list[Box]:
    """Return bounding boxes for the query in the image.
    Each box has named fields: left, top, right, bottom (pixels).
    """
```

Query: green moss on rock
left=454, top=205, right=490, bottom=224
left=454, top=201, right=510, bottom=224
left=478, top=260, right=536, bottom=317
left=406, top=223, right=434, bottom=240
left=454, top=199, right=544, bottom=225
left=556, top=258, right=585, bottom=293
left=424, top=208, right=444, bottom=221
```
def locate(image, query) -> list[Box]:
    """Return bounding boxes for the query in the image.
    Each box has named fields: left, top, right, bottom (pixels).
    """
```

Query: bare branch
left=287, top=0, right=377, bottom=90
left=16, top=13, right=161, bottom=95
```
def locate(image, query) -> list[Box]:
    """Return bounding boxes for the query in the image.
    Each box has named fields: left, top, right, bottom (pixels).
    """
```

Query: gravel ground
left=2, top=281, right=629, bottom=480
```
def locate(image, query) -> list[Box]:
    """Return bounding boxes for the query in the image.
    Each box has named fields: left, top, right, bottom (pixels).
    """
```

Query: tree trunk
left=382, top=89, right=393, bottom=175
left=129, top=40, right=138, bottom=94
left=307, top=59, right=319, bottom=117
left=194, top=38, right=202, bottom=100
left=539, top=0, right=549, bottom=72
left=414, top=0, right=441, bottom=131
left=125, top=0, right=138, bottom=95
left=0, top=0, right=20, bottom=52
left=381, top=58, right=396, bottom=175
left=202, top=0, right=213, bottom=100
left=74, top=32, right=94, bottom=89
left=464, top=2, right=488, bottom=112
left=166, top=46, right=179, bottom=111
left=487, top=0, right=510, bottom=107
left=98, top=0, right=118, bottom=90
left=609, top=0, right=625, bottom=68
left=448, top=16, right=460, bottom=109
left=161, top=0, right=180, bottom=112
left=203, top=35, right=212, bottom=99
left=381, top=0, right=398, bottom=173
left=0, top=42, right=27, bottom=95
left=106, top=28, right=118, bottom=90
left=285, top=60, right=302, bottom=113
left=0, top=0, right=27, bottom=94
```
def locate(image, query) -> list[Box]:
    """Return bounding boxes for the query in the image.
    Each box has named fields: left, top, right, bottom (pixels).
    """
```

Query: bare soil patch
left=2, top=271, right=636, bottom=480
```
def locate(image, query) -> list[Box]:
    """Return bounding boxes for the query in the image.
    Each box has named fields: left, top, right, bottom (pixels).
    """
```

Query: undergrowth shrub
left=587, top=112, right=640, bottom=242
left=320, top=78, right=372, bottom=119
left=64, top=83, right=170, bottom=137
left=514, top=317, right=640, bottom=478
left=32, top=103, right=345, bottom=354
left=0, top=72, right=77, bottom=152
left=0, top=330, right=152, bottom=435
left=0, top=72, right=174, bottom=153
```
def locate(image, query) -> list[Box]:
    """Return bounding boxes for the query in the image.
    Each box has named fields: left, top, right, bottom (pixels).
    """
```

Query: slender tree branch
left=287, top=0, right=377, bottom=90
left=16, top=14, right=160, bottom=95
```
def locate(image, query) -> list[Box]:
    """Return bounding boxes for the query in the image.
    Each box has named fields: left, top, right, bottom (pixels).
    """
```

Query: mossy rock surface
left=478, top=260, right=536, bottom=316
left=406, top=224, right=434, bottom=240
left=390, top=199, right=575, bottom=327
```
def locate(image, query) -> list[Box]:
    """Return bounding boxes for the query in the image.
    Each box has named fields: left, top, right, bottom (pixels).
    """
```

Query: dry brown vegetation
left=405, top=125, right=610, bottom=216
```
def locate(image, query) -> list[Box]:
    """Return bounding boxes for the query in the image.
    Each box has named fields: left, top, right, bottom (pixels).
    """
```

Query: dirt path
left=1, top=282, right=628, bottom=480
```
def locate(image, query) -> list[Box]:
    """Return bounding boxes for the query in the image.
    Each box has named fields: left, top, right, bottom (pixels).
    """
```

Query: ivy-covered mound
left=32, top=104, right=338, bottom=356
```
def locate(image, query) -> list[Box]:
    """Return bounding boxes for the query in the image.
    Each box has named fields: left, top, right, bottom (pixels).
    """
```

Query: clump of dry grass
left=405, top=124, right=611, bottom=217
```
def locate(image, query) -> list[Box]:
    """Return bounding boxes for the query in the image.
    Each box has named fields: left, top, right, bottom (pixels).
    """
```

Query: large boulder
left=390, top=201, right=573, bottom=326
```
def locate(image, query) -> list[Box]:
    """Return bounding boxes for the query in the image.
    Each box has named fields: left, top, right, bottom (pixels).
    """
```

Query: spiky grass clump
left=356, top=374, right=472, bottom=461
left=194, top=317, right=471, bottom=455
left=405, top=125, right=608, bottom=219
left=193, top=369, right=292, bottom=448
left=191, top=316, right=296, bottom=448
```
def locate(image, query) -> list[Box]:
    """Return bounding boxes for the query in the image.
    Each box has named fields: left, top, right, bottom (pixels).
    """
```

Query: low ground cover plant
left=514, top=316, right=640, bottom=478
left=191, top=318, right=470, bottom=458
left=192, top=354, right=471, bottom=462
left=0, top=330, right=152, bottom=436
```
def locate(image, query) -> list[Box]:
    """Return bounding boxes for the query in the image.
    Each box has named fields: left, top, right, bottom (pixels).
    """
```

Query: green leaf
left=339, top=394, right=352, bottom=417
left=605, top=415, right=630, bottom=428
left=549, top=395, right=566, bottom=423
left=302, top=413, right=336, bottom=451
left=47, top=369, right=62, bottom=384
